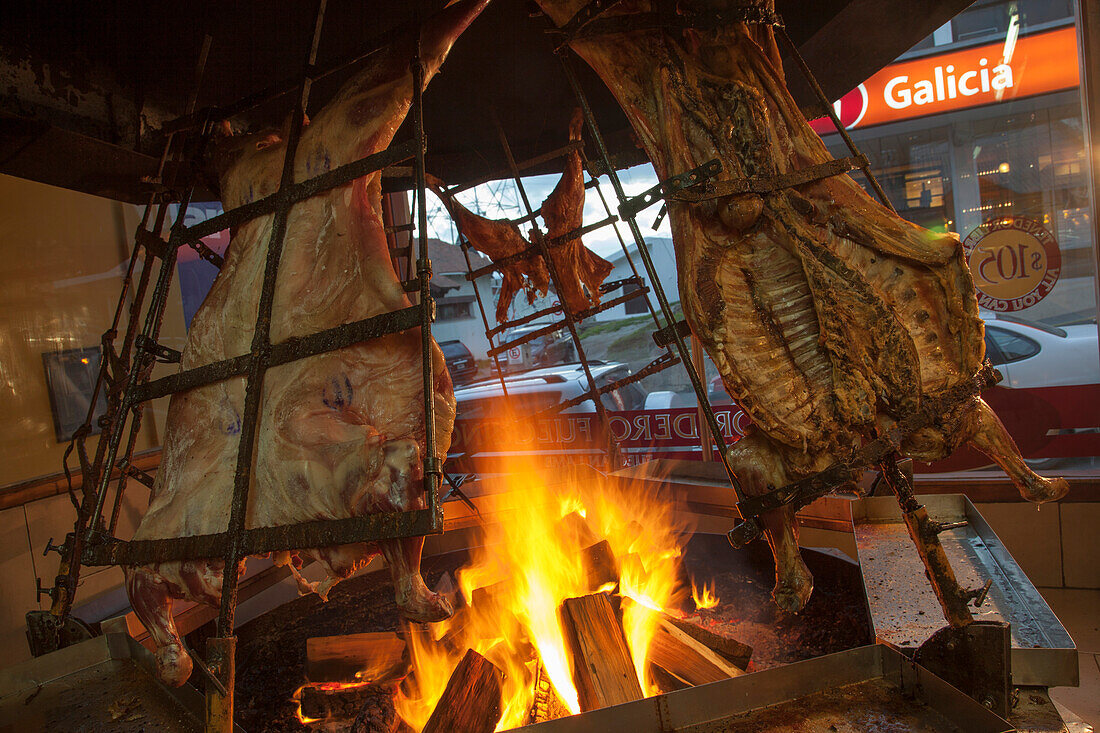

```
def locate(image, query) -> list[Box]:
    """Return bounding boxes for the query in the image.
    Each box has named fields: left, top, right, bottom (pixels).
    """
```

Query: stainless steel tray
left=514, top=643, right=1012, bottom=732
left=851, top=494, right=1078, bottom=687
left=0, top=633, right=220, bottom=732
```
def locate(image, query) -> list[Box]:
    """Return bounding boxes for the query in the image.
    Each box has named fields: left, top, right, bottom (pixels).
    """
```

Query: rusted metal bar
left=775, top=26, right=895, bottom=213
left=216, top=0, right=329, bottom=642
left=618, top=158, right=722, bottom=218
left=81, top=508, right=438, bottom=566
left=205, top=636, right=236, bottom=733
left=877, top=456, right=974, bottom=627
left=182, top=140, right=417, bottom=245
left=134, top=305, right=423, bottom=403
left=671, top=155, right=869, bottom=201
left=560, top=53, right=743, bottom=495
left=486, top=285, right=648, bottom=358
left=491, top=111, right=624, bottom=467
left=411, top=46, right=444, bottom=526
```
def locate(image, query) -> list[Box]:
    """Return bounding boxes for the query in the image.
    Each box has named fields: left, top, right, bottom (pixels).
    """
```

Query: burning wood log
left=580, top=539, right=619, bottom=591
left=647, top=615, right=746, bottom=687
left=529, top=658, right=572, bottom=724
left=665, top=615, right=753, bottom=671
left=298, top=684, right=394, bottom=724
left=306, top=631, right=409, bottom=684
left=559, top=510, right=600, bottom=548
left=421, top=648, right=504, bottom=733
left=560, top=593, right=644, bottom=711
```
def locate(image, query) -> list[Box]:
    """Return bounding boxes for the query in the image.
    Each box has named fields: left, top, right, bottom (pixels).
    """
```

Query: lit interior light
left=998, top=162, right=1010, bottom=174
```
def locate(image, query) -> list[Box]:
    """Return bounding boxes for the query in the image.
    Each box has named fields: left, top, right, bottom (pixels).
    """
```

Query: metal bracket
left=672, top=155, right=869, bottom=202
left=136, top=335, right=182, bottom=364
left=43, top=536, right=68, bottom=557
left=652, top=319, right=692, bottom=348
left=619, top=159, right=721, bottom=218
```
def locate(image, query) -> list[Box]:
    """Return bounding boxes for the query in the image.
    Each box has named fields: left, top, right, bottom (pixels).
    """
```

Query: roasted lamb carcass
left=537, top=0, right=1068, bottom=612
left=426, top=174, right=552, bottom=323
left=125, top=0, right=489, bottom=687
left=427, top=107, right=611, bottom=322
left=538, top=107, right=614, bottom=315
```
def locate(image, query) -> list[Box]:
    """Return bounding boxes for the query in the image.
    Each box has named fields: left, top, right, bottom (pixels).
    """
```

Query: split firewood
left=299, top=684, right=392, bottom=722
left=421, top=648, right=504, bottom=733
left=580, top=539, right=619, bottom=591
left=529, top=657, right=572, bottom=724
left=558, top=510, right=600, bottom=549
left=306, top=631, right=409, bottom=684
left=647, top=615, right=745, bottom=687
left=665, top=614, right=753, bottom=671
left=559, top=593, right=644, bottom=711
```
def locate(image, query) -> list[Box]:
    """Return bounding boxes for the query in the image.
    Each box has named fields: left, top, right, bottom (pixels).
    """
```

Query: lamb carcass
left=426, top=174, right=552, bottom=323
left=536, top=0, right=1068, bottom=612
left=427, top=107, right=611, bottom=323
left=537, top=107, right=614, bottom=315
left=124, top=0, right=489, bottom=687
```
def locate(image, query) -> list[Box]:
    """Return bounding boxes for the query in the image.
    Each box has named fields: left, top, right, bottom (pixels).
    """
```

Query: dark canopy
left=0, top=0, right=970, bottom=203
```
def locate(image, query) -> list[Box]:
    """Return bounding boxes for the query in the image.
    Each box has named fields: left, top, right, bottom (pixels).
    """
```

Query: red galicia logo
left=962, top=216, right=1061, bottom=312
left=809, top=84, right=868, bottom=134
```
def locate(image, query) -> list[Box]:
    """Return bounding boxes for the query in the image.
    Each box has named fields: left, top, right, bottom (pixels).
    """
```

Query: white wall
left=595, top=237, right=681, bottom=321
left=432, top=274, right=495, bottom=360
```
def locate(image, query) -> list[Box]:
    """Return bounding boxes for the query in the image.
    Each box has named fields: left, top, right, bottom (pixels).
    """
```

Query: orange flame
left=393, top=458, right=692, bottom=729
left=691, top=578, right=720, bottom=610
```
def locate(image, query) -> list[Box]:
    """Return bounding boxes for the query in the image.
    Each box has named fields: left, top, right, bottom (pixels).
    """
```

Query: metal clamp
left=136, top=335, right=182, bottom=364
left=619, top=159, right=722, bottom=218
left=652, top=319, right=691, bottom=348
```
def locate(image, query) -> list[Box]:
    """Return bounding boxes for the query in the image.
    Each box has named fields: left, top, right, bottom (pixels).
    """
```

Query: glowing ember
left=393, top=459, right=693, bottom=730
left=692, top=578, right=720, bottom=610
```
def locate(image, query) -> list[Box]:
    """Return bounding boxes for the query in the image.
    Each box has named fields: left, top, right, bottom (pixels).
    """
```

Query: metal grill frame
left=46, top=3, right=451, bottom=728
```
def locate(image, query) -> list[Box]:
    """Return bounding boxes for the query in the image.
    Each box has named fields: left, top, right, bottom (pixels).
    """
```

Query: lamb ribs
left=537, top=0, right=1068, bottom=612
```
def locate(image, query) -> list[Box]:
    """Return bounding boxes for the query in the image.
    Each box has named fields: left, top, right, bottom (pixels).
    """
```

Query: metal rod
left=411, top=42, right=444, bottom=527
left=877, top=456, right=974, bottom=627
left=559, top=52, right=744, bottom=498
left=581, top=154, right=665, bottom=332
left=775, top=26, right=895, bottom=213
left=491, top=111, right=624, bottom=468
left=217, top=0, right=329, bottom=640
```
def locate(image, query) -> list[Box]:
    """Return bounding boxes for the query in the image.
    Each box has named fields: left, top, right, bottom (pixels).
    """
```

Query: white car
left=981, top=314, right=1099, bottom=388
left=454, top=361, right=645, bottom=419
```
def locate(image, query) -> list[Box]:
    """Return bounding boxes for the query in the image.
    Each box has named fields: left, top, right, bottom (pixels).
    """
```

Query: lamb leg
left=729, top=432, right=813, bottom=613
left=965, top=398, right=1069, bottom=503
left=126, top=567, right=194, bottom=686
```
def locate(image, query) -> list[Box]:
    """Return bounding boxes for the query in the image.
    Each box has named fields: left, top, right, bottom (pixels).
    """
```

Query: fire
left=691, top=578, right=720, bottom=610
left=393, top=458, right=692, bottom=730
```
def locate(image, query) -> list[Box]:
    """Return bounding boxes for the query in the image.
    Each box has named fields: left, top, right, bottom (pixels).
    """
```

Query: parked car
left=454, top=361, right=645, bottom=419
left=439, top=339, right=478, bottom=384
left=981, top=313, right=1099, bottom=388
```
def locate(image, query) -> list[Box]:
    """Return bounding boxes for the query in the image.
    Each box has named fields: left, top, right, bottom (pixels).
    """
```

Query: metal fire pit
left=0, top=633, right=225, bottom=732
left=851, top=494, right=1078, bottom=687
left=513, top=643, right=1012, bottom=732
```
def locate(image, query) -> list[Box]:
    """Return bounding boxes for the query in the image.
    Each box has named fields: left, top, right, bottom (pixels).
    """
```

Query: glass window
left=986, top=326, right=1040, bottom=363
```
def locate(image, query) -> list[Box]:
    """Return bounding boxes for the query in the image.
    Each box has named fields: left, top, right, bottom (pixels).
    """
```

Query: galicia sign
left=811, top=26, right=1079, bottom=134
left=962, top=217, right=1061, bottom=312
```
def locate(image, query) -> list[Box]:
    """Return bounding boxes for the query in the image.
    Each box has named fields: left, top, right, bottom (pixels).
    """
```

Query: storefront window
left=425, top=0, right=1099, bottom=477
